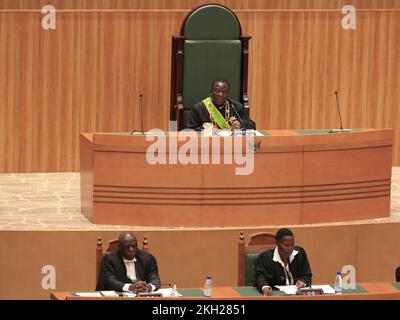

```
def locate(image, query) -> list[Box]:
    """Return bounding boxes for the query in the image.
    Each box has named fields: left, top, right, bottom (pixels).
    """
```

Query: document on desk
left=242, top=130, right=265, bottom=136
left=214, top=130, right=265, bottom=137
left=274, top=285, right=299, bottom=295
left=100, top=291, right=120, bottom=297
left=310, top=285, right=336, bottom=294
left=274, top=285, right=336, bottom=295
left=122, top=292, right=137, bottom=297
left=74, top=292, right=103, bottom=297
left=154, top=288, right=183, bottom=297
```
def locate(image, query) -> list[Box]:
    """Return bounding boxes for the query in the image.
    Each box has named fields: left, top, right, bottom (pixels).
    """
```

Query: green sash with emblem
left=202, top=97, right=231, bottom=130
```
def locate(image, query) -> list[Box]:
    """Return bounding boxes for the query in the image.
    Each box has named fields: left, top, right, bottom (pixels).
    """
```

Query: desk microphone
left=329, top=91, right=352, bottom=133
left=130, top=93, right=145, bottom=135
left=228, top=99, right=245, bottom=134
left=139, top=94, right=144, bottom=133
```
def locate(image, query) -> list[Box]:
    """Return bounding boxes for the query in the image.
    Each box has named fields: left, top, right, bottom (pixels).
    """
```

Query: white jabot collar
left=273, top=247, right=299, bottom=266
left=122, top=257, right=137, bottom=263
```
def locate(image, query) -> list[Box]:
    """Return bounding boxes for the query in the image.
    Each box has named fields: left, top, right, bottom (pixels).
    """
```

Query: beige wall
left=0, top=3, right=400, bottom=172
left=1, top=222, right=399, bottom=299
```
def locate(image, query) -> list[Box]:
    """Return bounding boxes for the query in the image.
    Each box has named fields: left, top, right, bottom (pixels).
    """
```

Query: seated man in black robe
left=255, top=228, right=312, bottom=296
left=187, top=79, right=256, bottom=131
left=96, top=232, right=161, bottom=293
left=396, top=266, right=400, bottom=282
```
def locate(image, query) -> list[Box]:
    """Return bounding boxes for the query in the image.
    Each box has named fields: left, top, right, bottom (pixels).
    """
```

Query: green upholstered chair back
left=170, top=4, right=251, bottom=129
left=238, top=232, right=276, bottom=286
left=182, top=5, right=242, bottom=128
left=183, top=40, right=242, bottom=128
left=244, top=252, right=260, bottom=286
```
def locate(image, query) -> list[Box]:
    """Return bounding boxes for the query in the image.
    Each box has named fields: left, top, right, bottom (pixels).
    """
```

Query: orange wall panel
left=0, top=7, right=399, bottom=171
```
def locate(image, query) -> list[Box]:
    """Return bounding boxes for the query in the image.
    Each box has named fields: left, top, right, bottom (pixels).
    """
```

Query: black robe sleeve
left=231, top=100, right=256, bottom=130
left=143, top=253, right=161, bottom=290
left=187, top=102, right=210, bottom=131
left=292, top=247, right=312, bottom=287
left=396, top=266, right=400, bottom=282
left=96, top=253, right=126, bottom=292
left=255, top=251, right=275, bottom=292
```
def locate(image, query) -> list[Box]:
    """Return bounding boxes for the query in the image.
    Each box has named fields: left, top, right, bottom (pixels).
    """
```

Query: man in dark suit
left=396, top=267, right=400, bottom=282
left=96, top=232, right=161, bottom=293
left=255, top=228, right=312, bottom=296
left=188, top=79, right=256, bottom=131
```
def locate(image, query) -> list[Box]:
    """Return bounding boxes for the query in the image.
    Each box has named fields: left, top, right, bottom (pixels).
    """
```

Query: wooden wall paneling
left=1, top=0, right=400, bottom=10
left=1, top=223, right=400, bottom=299
left=0, top=10, right=399, bottom=172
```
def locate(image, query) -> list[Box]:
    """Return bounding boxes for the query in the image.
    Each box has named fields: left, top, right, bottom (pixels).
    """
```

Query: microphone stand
left=329, top=91, right=352, bottom=133
left=228, top=99, right=246, bottom=136
left=131, top=94, right=145, bottom=135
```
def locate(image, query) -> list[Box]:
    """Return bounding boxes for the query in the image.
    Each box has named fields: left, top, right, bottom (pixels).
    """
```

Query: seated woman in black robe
left=254, top=228, right=312, bottom=296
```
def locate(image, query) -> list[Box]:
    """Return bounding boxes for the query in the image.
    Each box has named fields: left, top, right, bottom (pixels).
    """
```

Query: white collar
left=122, top=257, right=137, bottom=263
left=273, top=247, right=298, bottom=267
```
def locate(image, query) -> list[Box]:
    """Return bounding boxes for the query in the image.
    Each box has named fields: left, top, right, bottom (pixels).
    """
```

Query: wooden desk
left=51, top=283, right=400, bottom=300
left=80, top=129, right=393, bottom=227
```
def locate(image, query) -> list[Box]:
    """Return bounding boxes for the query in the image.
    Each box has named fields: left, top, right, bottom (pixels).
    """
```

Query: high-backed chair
left=170, top=4, right=251, bottom=130
left=238, top=231, right=276, bottom=286
left=96, top=236, right=149, bottom=284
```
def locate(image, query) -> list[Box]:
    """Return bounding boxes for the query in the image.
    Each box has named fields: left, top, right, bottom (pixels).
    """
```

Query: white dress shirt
left=121, top=257, right=155, bottom=292
left=122, top=257, right=137, bottom=292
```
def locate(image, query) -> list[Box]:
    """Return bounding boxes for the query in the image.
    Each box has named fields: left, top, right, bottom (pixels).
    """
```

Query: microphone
left=228, top=99, right=246, bottom=134
left=329, top=91, right=352, bottom=133
left=139, top=94, right=144, bottom=133
left=335, top=91, right=344, bottom=130
left=130, top=93, right=145, bottom=135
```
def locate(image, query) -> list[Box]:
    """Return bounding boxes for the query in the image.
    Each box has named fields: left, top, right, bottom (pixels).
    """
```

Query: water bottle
left=334, top=272, right=343, bottom=294
left=203, top=276, right=212, bottom=297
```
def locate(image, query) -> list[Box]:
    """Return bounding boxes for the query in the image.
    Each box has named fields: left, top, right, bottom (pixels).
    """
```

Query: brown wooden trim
left=240, top=36, right=251, bottom=113
left=142, top=236, right=149, bottom=253
left=237, top=232, right=245, bottom=286
left=96, top=238, right=103, bottom=285
left=170, top=36, right=185, bottom=129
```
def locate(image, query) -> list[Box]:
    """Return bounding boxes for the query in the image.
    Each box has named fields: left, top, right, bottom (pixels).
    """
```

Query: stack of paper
left=74, top=292, right=103, bottom=297
left=122, top=292, right=137, bottom=297
left=309, top=285, right=336, bottom=294
left=100, top=291, right=119, bottom=297
left=274, top=285, right=299, bottom=295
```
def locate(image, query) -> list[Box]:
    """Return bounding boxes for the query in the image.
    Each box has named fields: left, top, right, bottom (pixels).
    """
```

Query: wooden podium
left=80, top=129, right=393, bottom=227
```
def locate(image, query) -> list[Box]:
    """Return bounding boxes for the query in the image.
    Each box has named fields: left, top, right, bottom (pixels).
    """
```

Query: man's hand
left=129, top=281, right=149, bottom=293
left=262, top=287, right=272, bottom=296
left=231, top=120, right=242, bottom=130
left=296, top=280, right=306, bottom=288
